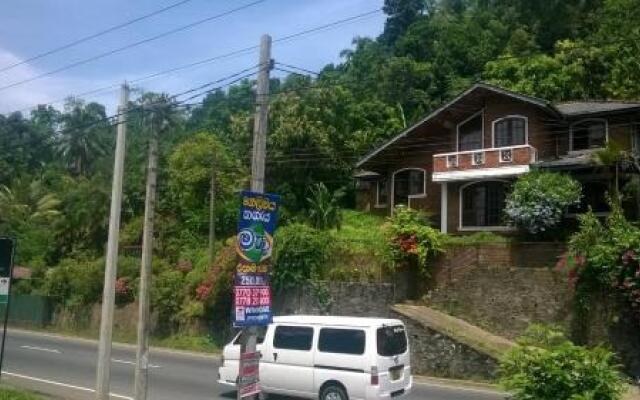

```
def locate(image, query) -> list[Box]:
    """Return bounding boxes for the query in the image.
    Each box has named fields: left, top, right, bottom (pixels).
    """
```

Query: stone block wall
left=273, top=282, right=395, bottom=317
left=392, top=310, right=499, bottom=381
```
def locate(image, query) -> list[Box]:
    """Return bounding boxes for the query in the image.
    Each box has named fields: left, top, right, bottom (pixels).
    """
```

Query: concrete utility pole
left=134, top=110, right=159, bottom=400
left=250, top=34, right=272, bottom=193
left=239, top=34, right=271, bottom=400
left=208, top=159, right=216, bottom=263
left=96, top=83, right=129, bottom=400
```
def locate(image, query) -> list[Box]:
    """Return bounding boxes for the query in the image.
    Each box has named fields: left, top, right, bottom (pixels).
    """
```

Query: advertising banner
left=233, top=191, right=279, bottom=327
left=238, top=351, right=261, bottom=398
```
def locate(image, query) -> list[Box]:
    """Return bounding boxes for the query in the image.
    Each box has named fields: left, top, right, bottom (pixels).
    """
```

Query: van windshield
left=377, top=325, right=407, bottom=356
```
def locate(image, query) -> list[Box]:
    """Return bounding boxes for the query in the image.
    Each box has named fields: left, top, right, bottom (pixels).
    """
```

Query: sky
left=0, top=0, right=386, bottom=115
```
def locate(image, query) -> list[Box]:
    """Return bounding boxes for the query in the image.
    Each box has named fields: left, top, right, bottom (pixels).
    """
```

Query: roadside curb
left=413, top=375, right=507, bottom=395
left=8, top=328, right=221, bottom=360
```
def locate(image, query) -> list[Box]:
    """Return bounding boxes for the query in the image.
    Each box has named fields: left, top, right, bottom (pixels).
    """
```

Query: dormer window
left=457, top=111, right=483, bottom=151
left=493, top=116, right=527, bottom=148
left=571, top=119, right=607, bottom=151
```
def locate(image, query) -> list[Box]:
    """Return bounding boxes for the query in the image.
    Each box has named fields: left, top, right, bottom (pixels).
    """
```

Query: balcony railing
left=433, top=145, right=538, bottom=173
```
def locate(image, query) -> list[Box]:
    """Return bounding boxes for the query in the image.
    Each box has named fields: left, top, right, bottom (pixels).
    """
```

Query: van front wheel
left=320, top=384, right=348, bottom=400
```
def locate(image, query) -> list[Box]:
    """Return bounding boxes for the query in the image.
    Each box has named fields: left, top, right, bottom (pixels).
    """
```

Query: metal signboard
left=233, top=191, right=279, bottom=327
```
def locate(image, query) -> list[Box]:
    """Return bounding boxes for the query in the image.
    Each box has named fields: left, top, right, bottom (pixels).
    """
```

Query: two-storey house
left=355, top=83, right=640, bottom=233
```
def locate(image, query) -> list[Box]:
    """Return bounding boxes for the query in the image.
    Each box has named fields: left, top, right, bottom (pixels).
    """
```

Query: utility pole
left=250, top=34, right=271, bottom=193
left=134, top=109, right=159, bottom=400
left=96, top=82, right=129, bottom=400
left=238, top=34, right=271, bottom=400
left=208, top=159, right=216, bottom=264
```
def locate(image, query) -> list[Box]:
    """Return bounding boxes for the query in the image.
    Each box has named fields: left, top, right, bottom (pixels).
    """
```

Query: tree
left=57, top=99, right=109, bottom=176
left=380, top=0, right=431, bottom=45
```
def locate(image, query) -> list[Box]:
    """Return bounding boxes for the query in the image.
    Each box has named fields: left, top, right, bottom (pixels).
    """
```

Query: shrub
left=41, top=257, right=104, bottom=309
left=560, top=203, right=640, bottom=322
left=151, top=270, right=186, bottom=331
left=505, top=171, right=582, bottom=234
left=500, top=325, right=624, bottom=400
left=385, top=206, right=443, bottom=274
left=272, top=223, right=330, bottom=289
left=306, top=183, right=344, bottom=230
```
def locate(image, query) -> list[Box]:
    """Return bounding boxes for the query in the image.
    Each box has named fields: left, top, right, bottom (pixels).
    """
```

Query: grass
left=443, top=231, right=512, bottom=247
left=323, top=210, right=390, bottom=281
left=18, top=324, right=221, bottom=354
left=0, top=387, right=42, bottom=400
left=334, top=210, right=387, bottom=252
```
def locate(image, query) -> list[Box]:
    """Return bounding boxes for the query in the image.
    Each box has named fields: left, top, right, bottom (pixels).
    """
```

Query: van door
left=313, top=327, right=368, bottom=400
left=375, top=325, right=411, bottom=396
left=260, top=324, right=315, bottom=397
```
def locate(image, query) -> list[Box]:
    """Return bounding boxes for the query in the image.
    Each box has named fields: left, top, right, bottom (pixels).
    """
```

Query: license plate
left=389, top=365, right=403, bottom=381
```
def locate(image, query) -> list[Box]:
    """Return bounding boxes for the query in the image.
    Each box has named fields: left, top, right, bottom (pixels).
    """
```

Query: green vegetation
left=500, top=325, right=624, bottom=400
left=2, top=0, right=639, bottom=341
left=386, top=207, right=444, bottom=274
left=0, top=387, right=42, bottom=400
left=558, top=202, right=640, bottom=324
left=505, top=171, right=582, bottom=235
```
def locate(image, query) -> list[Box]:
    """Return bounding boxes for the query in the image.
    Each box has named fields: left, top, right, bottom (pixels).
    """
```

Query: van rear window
left=319, top=328, right=365, bottom=355
left=377, top=325, right=407, bottom=356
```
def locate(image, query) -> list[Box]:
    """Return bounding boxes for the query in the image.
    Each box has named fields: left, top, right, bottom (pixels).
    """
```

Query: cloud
left=0, top=48, right=119, bottom=115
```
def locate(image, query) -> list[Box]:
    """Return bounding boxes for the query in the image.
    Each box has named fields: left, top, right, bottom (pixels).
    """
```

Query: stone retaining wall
left=273, top=282, right=395, bottom=317
left=392, top=310, right=499, bottom=380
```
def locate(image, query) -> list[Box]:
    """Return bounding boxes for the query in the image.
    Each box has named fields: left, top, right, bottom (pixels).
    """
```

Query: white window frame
left=491, top=115, right=529, bottom=148
left=375, top=179, right=388, bottom=208
left=458, top=179, right=515, bottom=232
left=456, top=109, right=485, bottom=152
left=471, top=151, right=485, bottom=166
left=569, top=118, right=608, bottom=152
left=391, top=167, right=427, bottom=210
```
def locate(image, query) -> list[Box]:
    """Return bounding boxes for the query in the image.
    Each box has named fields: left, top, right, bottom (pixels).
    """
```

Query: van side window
left=273, top=326, right=313, bottom=351
left=318, top=328, right=365, bottom=355
left=233, top=327, right=266, bottom=345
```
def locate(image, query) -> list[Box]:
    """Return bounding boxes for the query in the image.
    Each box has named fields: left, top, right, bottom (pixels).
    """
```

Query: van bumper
left=365, top=375, right=413, bottom=400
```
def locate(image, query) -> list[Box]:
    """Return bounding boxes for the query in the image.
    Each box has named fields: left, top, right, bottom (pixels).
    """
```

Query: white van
left=218, top=315, right=412, bottom=400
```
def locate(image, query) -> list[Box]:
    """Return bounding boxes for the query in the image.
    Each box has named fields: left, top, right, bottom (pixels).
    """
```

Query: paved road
left=1, top=330, right=506, bottom=400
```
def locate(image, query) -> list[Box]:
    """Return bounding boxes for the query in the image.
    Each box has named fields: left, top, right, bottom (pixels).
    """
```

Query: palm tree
left=57, top=99, right=109, bottom=176
left=0, top=179, right=61, bottom=228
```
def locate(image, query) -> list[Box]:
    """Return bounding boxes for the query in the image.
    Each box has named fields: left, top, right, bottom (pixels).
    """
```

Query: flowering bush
left=385, top=206, right=443, bottom=274
left=559, top=205, right=640, bottom=322
left=505, top=171, right=582, bottom=234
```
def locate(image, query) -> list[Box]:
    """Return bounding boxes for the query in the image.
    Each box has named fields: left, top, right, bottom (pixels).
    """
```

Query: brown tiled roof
left=554, top=101, right=640, bottom=116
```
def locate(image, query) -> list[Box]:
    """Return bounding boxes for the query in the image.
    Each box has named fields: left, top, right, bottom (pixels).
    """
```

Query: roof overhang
left=356, top=83, right=558, bottom=169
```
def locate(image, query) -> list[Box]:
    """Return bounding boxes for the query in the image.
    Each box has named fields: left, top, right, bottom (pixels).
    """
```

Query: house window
left=458, top=112, right=483, bottom=151
left=569, top=181, right=610, bottom=215
left=376, top=179, right=388, bottom=206
left=571, top=119, right=607, bottom=151
left=393, top=168, right=426, bottom=207
left=494, top=116, right=527, bottom=147
left=461, top=181, right=509, bottom=228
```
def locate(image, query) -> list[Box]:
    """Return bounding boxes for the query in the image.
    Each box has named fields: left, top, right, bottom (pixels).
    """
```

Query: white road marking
left=1, top=370, right=134, bottom=400
left=20, top=345, right=61, bottom=354
left=112, top=358, right=161, bottom=368
left=414, top=381, right=507, bottom=396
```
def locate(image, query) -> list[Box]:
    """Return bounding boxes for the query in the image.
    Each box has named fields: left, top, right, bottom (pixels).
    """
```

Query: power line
left=0, top=0, right=195, bottom=75
left=7, top=8, right=384, bottom=116
left=0, top=0, right=268, bottom=93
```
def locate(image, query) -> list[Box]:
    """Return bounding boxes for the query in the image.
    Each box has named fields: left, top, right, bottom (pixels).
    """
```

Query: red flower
left=115, top=277, right=130, bottom=296
left=622, top=250, right=636, bottom=265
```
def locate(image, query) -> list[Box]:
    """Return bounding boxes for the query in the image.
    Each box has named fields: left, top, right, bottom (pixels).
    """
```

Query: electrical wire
left=7, top=8, right=384, bottom=116
left=0, top=0, right=196, bottom=74
left=0, top=0, right=268, bottom=92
